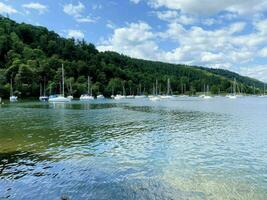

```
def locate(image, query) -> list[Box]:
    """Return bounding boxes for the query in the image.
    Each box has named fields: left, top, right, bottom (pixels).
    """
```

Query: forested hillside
left=0, top=16, right=264, bottom=98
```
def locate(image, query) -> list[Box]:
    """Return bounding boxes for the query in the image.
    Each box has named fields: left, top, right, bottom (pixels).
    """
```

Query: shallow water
left=0, top=97, right=267, bottom=199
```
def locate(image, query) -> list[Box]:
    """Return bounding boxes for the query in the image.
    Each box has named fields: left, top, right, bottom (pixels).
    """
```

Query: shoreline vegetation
left=0, top=16, right=265, bottom=99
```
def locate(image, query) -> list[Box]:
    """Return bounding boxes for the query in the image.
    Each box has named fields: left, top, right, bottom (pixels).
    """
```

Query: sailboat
left=160, top=78, right=173, bottom=99
left=149, top=80, right=160, bottom=101
left=200, top=84, right=212, bottom=99
left=180, top=83, right=188, bottom=97
left=135, top=83, right=146, bottom=98
left=114, top=84, right=126, bottom=100
left=80, top=76, right=94, bottom=101
left=126, top=87, right=135, bottom=99
left=39, top=81, right=49, bottom=101
left=97, top=94, right=104, bottom=99
left=259, top=83, right=267, bottom=97
left=9, top=78, right=18, bottom=102
left=226, top=78, right=237, bottom=99
left=49, top=64, right=71, bottom=103
left=67, top=80, right=74, bottom=100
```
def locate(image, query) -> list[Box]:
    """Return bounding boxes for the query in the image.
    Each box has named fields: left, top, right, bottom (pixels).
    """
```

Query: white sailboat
left=149, top=80, right=160, bottom=101
left=160, top=78, right=173, bottom=99
left=9, top=78, right=18, bottom=102
left=226, top=78, right=237, bottom=99
left=49, top=64, right=71, bottom=103
left=201, top=84, right=212, bottom=99
left=97, top=94, right=105, bottom=99
left=67, top=81, right=74, bottom=100
left=259, top=83, right=267, bottom=98
left=115, top=83, right=126, bottom=100
left=39, top=82, right=49, bottom=101
left=135, top=83, right=146, bottom=98
left=80, top=76, right=94, bottom=101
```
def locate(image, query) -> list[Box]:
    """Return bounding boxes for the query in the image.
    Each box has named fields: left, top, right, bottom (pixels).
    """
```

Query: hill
left=0, top=16, right=264, bottom=98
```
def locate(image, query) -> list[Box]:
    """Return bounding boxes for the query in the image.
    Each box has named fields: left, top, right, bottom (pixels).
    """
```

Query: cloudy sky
left=1, top=0, right=267, bottom=82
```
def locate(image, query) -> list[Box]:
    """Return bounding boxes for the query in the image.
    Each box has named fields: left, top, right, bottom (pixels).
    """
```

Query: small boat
left=226, top=95, right=237, bottom=99
left=201, top=84, right=212, bottom=99
left=149, top=80, right=160, bottom=101
left=49, top=64, right=71, bottom=103
left=67, top=95, right=74, bottom=100
left=259, top=83, right=267, bottom=97
left=39, top=82, right=49, bottom=102
left=80, top=94, right=94, bottom=100
left=97, top=94, right=105, bottom=99
left=49, top=95, right=71, bottom=103
left=10, top=95, right=18, bottom=102
left=39, top=96, right=49, bottom=101
left=203, top=95, right=212, bottom=99
left=126, top=95, right=135, bottom=99
left=160, top=95, right=173, bottom=99
left=149, top=96, right=160, bottom=101
left=161, top=78, right=173, bottom=99
left=80, top=76, right=94, bottom=101
left=226, top=78, right=237, bottom=99
left=114, top=95, right=126, bottom=100
left=115, top=84, right=127, bottom=100
left=9, top=78, right=18, bottom=102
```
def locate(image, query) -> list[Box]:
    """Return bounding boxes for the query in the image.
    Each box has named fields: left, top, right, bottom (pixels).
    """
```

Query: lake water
left=0, top=97, right=267, bottom=200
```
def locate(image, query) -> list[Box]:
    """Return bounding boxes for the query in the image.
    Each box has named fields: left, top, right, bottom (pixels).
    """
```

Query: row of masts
left=7, top=64, right=267, bottom=101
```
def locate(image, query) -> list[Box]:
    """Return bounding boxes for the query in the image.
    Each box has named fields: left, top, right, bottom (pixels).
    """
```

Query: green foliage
left=0, top=16, right=264, bottom=98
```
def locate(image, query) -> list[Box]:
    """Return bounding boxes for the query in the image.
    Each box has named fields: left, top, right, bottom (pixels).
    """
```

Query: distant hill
left=0, top=16, right=264, bottom=98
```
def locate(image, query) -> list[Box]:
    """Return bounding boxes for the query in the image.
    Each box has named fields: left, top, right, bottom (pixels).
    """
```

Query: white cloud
left=155, top=10, right=196, bottom=25
left=92, top=4, right=102, bottom=10
left=63, top=2, right=98, bottom=23
left=0, top=2, right=17, bottom=14
left=63, top=2, right=84, bottom=18
left=98, top=22, right=161, bottom=60
left=106, top=21, right=116, bottom=29
left=240, top=66, right=267, bottom=82
left=98, top=19, right=266, bottom=71
left=76, top=16, right=96, bottom=23
left=130, top=0, right=141, bottom=4
left=259, top=48, right=267, bottom=57
left=67, top=30, right=84, bottom=39
left=147, top=0, right=267, bottom=16
left=22, top=2, right=48, bottom=14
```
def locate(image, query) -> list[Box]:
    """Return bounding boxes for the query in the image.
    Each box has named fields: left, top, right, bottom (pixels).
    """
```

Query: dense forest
left=0, top=16, right=264, bottom=98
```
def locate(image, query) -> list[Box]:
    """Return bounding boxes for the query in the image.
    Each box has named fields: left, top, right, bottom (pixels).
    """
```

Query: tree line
left=0, top=16, right=264, bottom=98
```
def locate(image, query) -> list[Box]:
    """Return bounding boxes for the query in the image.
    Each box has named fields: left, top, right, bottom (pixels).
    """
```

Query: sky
left=1, top=0, right=267, bottom=82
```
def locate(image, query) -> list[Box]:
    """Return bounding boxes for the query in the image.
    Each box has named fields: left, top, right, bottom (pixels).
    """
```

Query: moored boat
left=49, top=64, right=71, bottom=103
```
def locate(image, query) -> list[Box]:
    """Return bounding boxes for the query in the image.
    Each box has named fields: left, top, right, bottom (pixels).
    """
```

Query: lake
left=0, top=97, right=267, bottom=200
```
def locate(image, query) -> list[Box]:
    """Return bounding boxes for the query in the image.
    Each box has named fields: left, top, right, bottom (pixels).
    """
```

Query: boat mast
left=233, top=79, right=236, bottom=96
left=40, top=83, right=42, bottom=97
left=87, top=76, right=90, bottom=95
left=62, top=64, right=65, bottom=96
left=167, top=78, right=170, bottom=95
left=123, top=83, right=126, bottom=96
left=10, top=78, right=13, bottom=96
left=156, top=79, right=158, bottom=96
left=43, top=78, right=46, bottom=96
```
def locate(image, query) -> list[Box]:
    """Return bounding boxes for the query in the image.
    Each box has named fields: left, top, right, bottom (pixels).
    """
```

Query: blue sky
left=1, top=0, right=267, bottom=82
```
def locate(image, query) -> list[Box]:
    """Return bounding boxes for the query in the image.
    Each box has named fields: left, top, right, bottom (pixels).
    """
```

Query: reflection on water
left=0, top=98, right=267, bottom=199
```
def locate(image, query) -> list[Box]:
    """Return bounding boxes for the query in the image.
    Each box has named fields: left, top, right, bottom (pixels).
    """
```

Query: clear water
left=0, top=97, right=267, bottom=199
